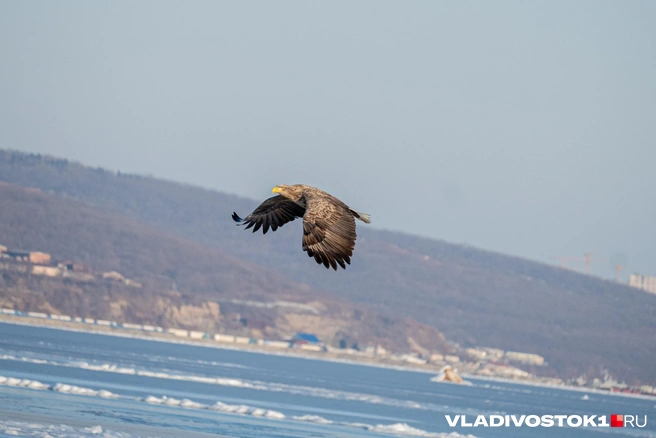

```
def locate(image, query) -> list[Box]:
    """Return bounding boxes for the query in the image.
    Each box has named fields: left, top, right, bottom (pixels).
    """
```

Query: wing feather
left=232, top=196, right=306, bottom=234
left=302, top=197, right=357, bottom=271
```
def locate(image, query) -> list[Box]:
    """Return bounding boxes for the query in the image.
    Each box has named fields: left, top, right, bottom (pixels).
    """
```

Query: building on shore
left=31, top=265, right=61, bottom=277
left=291, top=332, right=322, bottom=346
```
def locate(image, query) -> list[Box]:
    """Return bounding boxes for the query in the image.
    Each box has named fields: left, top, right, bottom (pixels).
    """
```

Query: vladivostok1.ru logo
left=444, top=414, right=647, bottom=428
left=610, top=414, right=647, bottom=428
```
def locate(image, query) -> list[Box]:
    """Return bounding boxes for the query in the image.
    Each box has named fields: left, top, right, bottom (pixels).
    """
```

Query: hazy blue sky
left=1, top=1, right=654, bottom=279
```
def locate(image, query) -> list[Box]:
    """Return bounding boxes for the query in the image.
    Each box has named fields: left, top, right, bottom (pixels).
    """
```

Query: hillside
left=1, top=150, right=655, bottom=384
left=0, top=183, right=452, bottom=354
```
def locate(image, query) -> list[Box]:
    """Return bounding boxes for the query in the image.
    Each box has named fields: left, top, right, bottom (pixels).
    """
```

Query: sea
left=0, top=322, right=653, bottom=438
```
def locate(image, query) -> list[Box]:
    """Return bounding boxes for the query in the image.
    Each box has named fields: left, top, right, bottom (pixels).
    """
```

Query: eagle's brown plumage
left=232, top=184, right=371, bottom=270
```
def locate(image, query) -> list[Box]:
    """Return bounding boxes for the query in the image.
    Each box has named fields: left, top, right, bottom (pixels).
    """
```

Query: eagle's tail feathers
left=351, top=210, right=371, bottom=224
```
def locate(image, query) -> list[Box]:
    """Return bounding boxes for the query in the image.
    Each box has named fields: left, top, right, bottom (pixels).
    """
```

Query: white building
left=629, top=274, right=656, bottom=294
left=50, top=314, right=72, bottom=321
left=188, top=330, right=205, bottom=339
left=167, top=328, right=189, bottom=337
left=214, top=334, right=235, bottom=343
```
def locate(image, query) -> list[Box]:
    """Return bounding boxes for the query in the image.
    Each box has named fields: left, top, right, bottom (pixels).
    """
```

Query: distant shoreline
left=0, top=313, right=439, bottom=373
left=1, top=314, right=652, bottom=401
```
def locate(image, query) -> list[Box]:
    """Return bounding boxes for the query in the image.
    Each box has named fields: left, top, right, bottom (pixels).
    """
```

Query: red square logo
left=610, top=414, right=624, bottom=428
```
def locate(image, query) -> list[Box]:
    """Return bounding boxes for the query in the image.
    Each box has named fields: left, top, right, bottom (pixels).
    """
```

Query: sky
left=1, top=1, right=655, bottom=280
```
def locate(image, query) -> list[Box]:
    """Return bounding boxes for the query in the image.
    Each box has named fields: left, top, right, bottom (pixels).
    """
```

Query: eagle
left=232, top=184, right=371, bottom=270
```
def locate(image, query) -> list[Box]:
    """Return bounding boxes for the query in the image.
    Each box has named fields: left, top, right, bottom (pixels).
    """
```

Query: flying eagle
left=232, top=184, right=371, bottom=270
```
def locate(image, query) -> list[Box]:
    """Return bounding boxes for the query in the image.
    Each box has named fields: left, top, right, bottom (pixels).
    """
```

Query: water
left=0, top=322, right=653, bottom=438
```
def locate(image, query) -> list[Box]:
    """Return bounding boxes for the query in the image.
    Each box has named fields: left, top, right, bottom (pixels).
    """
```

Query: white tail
left=352, top=210, right=371, bottom=224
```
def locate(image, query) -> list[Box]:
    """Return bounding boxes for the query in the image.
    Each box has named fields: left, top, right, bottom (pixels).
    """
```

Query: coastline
left=0, top=313, right=440, bottom=374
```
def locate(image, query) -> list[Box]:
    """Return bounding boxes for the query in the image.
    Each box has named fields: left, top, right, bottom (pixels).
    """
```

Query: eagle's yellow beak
left=272, top=186, right=282, bottom=194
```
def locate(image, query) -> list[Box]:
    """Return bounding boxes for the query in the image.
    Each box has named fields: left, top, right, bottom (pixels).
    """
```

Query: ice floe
left=292, top=414, right=334, bottom=424
left=0, top=376, right=49, bottom=390
left=53, top=383, right=118, bottom=398
left=0, top=375, right=118, bottom=398
left=0, top=355, right=450, bottom=412
left=345, top=422, right=478, bottom=437
left=208, top=401, right=286, bottom=419
left=0, top=420, right=133, bottom=437
left=139, top=395, right=286, bottom=419
left=1, top=374, right=476, bottom=438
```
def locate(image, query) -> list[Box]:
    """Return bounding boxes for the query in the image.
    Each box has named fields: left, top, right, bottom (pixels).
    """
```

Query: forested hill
left=1, top=149, right=655, bottom=384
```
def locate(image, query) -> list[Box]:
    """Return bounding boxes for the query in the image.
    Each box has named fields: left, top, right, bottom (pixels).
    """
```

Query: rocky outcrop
left=430, top=365, right=467, bottom=384
left=162, top=301, right=221, bottom=332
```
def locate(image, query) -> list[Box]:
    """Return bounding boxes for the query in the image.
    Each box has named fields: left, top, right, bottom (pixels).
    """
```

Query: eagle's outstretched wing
left=232, top=195, right=306, bottom=234
left=301, top=200, right=357, bottom=271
